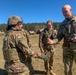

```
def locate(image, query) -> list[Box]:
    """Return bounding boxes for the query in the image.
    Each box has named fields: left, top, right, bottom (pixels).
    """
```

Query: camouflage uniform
left=39, top=28, right=56, bottom=75
left=55, top=15, right=76, bottom=75
left=2, top=16, right=33, bottom=75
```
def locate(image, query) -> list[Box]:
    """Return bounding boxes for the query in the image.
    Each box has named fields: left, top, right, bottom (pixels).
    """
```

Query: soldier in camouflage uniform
left=39, top=20, right=57, bottom=75
left=2, top=16, right=35, bottom=75
left=48, top=5, right=76, bottom=75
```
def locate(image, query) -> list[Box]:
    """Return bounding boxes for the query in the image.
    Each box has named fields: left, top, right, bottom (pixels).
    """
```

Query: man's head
left=7, top=16, right=23, bottom=30
left=62, top=5, right=73, bottom=18
left=46, top=20, right=53, bottom=29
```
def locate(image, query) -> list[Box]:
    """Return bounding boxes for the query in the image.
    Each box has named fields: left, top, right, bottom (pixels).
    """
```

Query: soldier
left=48, top=5, right=76, bottom=75
left=2, top=15, right=35, bottom=75
left=39, top=20, right=57, bottom=75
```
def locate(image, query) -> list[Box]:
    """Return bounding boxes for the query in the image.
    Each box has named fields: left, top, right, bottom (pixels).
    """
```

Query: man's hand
left=47, top=38, right=54, bottom=44
left=31, top=51, right=37, bottom=55
left=32, top=51, right=42, bottom=58
left=72, top=37, right=76, bottom=42
left=31, top=51, right=39, bottom=58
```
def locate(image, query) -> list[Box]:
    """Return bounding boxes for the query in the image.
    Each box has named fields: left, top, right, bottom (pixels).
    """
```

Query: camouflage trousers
left=8, top=71, right=29, bottom=75
left=44, top=48, right=54, bottom=75
left=5, top=61, right=30, bottom=75
left=63, top=45, right=76, bottom=75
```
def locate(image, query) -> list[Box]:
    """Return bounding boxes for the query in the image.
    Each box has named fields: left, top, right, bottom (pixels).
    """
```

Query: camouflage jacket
left=2, top=28, right=31, bottom=63
left=56, top=15, right=76, bottom=46
left=39, top=28, right=57, bottom=50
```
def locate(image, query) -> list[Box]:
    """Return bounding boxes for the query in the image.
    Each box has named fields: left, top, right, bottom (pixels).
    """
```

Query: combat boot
left=50, top=70, right=56, bottom=75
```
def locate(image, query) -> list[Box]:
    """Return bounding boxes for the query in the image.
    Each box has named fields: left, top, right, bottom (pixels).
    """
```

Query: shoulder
left=40, top=28, right=47, bottom=33
left=3, top=30, right=14, bottom=43
left=60, top=20, right=66, bottom=26
left=21, top=29, right=29, bottom=36
left=4, top=30, right=13, bottom=37
left=22, top=29, right=28, bottom=33
left=59, top=19, right=68, bottom=30
left=72, top=15, right=76, bottom=21
left=70, top=15, right=76, bottom=24
left=43, top=28, right=48, bottom=31
left=69, top=15, right=76, bottom=25
left=61, top=19, right=66, bottom=24
left=5, top=30, right=19, bottom=41
left=41, top=28, right=48, bottom=34
left=39, top=29, right=45, bottom=36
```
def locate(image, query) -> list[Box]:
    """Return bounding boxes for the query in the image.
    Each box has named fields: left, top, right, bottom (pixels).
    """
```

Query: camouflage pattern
left=7, top=16, right=22, bottom=25
left=2, top=27, right=32, bottom=75
left=39, top=27, right=56, bottom=75
left=56, top=15, right=76, bottom=75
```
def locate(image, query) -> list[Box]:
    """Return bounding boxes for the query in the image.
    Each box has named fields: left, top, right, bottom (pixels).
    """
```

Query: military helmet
left=7, top=16, right=23, bottom=25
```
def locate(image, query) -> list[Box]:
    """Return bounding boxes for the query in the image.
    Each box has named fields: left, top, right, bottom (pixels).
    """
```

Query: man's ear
left=70, top=8, right=72, bottom=12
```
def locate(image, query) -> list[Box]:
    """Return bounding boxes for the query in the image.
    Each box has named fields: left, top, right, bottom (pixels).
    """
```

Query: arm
left=39, top=32, right=44, bottom=53
left=17, top=39, right=33, bottom=56
left=55, top=28, right=64, bottom=43
left=68, top=20, right=76, bottom=42
left=14, top=32, right=33, bottom=56
left=26, top=31, right=31, bottom=48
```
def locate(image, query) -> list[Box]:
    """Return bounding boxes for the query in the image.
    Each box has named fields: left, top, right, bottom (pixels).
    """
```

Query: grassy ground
left=0, top=35, right=76, bottom=75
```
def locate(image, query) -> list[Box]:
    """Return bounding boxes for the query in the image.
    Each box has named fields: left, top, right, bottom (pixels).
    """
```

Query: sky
left=0, top=0, right=76, bottom=23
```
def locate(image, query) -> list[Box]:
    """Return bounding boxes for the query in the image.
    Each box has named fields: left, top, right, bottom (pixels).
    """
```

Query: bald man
left=47, top=5, right=76, bottom=75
